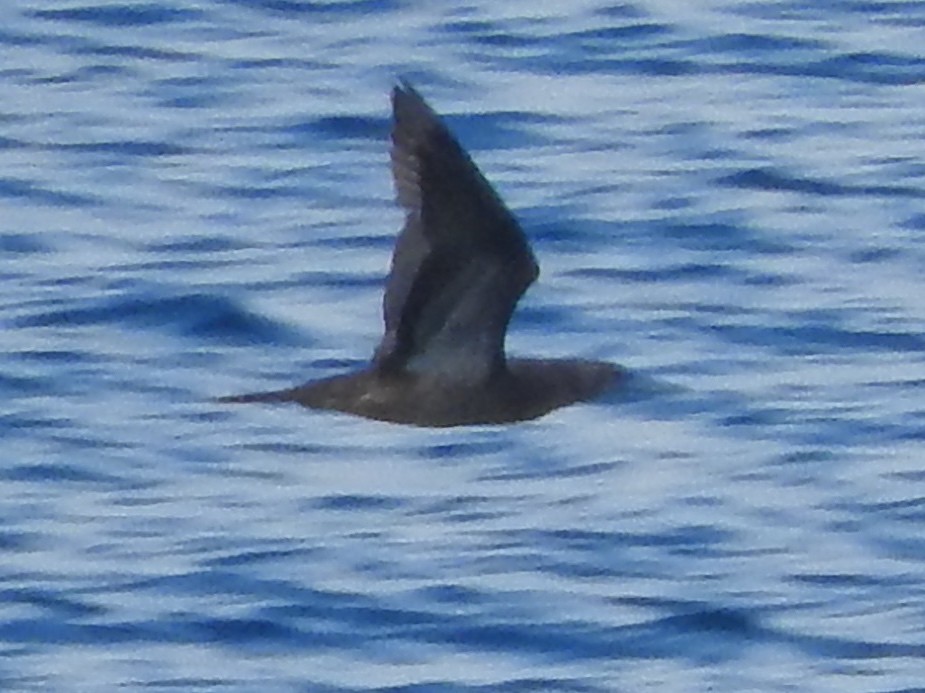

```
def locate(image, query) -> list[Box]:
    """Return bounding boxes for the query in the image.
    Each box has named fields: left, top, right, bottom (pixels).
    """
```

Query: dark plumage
left=219, top=82, right=621, bottom=426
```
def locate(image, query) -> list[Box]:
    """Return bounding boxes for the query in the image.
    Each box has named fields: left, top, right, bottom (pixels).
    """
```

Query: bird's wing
left=373, top=81, right=539, bottom=383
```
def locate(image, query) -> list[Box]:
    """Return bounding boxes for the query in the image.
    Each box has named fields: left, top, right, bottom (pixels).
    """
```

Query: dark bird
left=219, top=82, right=621, bottom=426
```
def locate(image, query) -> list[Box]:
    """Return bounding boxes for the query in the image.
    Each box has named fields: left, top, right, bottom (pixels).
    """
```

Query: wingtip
left=394, top=76, right=417, bottom=94
left=391, top=78, right=430, bottom=115
left=390, top=79, right=443, bottom=145
left=391, top=77, right=416, bottom=105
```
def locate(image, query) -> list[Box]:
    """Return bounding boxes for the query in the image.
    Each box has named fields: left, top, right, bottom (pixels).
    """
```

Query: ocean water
left=3, top=1, right=925, bottom=691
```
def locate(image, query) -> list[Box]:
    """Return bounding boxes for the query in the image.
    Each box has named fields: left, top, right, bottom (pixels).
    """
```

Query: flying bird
left=220, top=82, right=621, bottom=426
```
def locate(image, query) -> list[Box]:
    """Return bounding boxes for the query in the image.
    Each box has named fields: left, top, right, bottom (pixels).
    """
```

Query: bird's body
left=224, top=358, right=618, bottom=427
left=220, top=82, right=621, bottom=426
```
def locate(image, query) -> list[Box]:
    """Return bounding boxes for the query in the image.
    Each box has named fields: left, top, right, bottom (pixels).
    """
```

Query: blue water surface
left=2, top=1, right=925, bottom=691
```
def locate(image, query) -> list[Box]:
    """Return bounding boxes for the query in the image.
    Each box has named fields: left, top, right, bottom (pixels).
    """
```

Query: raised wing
left=373, top=81, right=539, bottom=382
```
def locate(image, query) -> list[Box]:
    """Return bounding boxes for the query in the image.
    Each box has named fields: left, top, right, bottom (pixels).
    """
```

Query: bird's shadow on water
left=599, top=368, right=758, bottom=429
left=597, top=369, right=687, bottom=412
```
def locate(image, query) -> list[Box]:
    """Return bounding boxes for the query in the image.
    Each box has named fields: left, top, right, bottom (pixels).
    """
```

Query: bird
left=218, top=81, right=622, bottom=426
